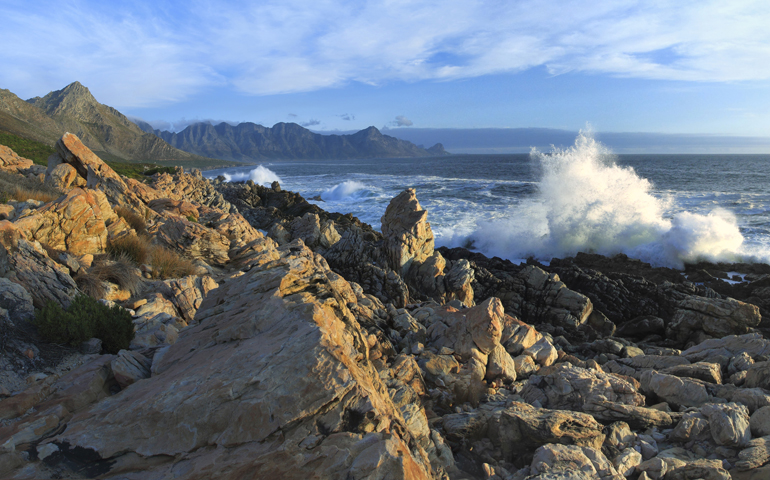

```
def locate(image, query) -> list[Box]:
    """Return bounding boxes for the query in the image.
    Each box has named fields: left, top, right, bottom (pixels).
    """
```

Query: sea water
left=205, top=133, right=770, bottom=269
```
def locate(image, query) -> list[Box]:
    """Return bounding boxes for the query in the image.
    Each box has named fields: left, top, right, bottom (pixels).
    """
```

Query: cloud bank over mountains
left=2, top=0, right=768, bottom=108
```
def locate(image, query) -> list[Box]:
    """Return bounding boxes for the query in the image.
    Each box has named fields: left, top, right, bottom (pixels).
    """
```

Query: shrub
left=143, top=166, right=176, bottom=176
left=150, top=245, right=197, bottom=279
left=107, top=234, right=150, bottom=265
left=34, top=295, right=134, bottom=353
left=114, top=206, right=147, bottom=234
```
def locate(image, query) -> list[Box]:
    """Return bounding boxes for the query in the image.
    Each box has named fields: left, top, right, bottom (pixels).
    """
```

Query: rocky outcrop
left=0, top=145, right=33, bottom=173
left=147, top=214, right=231, bottom=266
left=38, top=239, right=436, bottom=479
left=14, top=188, right=114, bottom=256
left=382, top=188, right=434, bottom=277
left=0, top=221, right=78, bottom=309
left=149, top=167, right=232, bottom=212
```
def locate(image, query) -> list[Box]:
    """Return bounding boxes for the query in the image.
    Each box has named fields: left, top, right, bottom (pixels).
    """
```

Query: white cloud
left=1, top=0, right=769, bottom=106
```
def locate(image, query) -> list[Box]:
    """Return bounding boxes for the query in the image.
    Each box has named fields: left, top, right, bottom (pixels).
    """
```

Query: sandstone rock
left=750, top=406, right=770, bottom=437
left=513, top=354, right=538, bottom=379
left=14, top=188, right=110, bottom=255
left=583, top=397, right=674, bottom=429
left=148, top=214, right=231, bottom=266
left=111, top=350, right=152, bottom=389
left=0, top=222, right=78, bottom=309
left=381, top=188, right=434, bottom=277
left=289, top=212, right=322, bottom=247
left=426, top=297, right=504, bottom=360
left=615, top=315, right=665, bottom=338
left=521, top=363, right=644, bottom=411
left=0, top=145, right=33, bottom=173
left=51, top=133, right=147, bottom=214
left=613, top=448, right=642, bottom=477
left=0, top=277, right=34, bottom=323
left=640, top=371, right=710, bottom=408
left=43, top=238, right=433, bottom=479
left=499, top=402, right=606, bottom=460
left=682, top=333, right=770, bottom=363
left=737, top=435, right=770, bottom=470
left=524, top=336, right=558, bottom=367
left=700, top=402, right=751, bottom=447
left=485, top=344, right=517, bottom=383
left=529, top=443, right=619, bottom=478
left=668, top=295, right=761, bottom=343
left=148, top=198, right=199, bottom=220
left=0, top=204, right=14, bottom=221
left=745, top=361, right=770, bottom=389
left=661, top=362, right=722, bottom=384
left=45, top=162, right=85, bottom=191
left=163, top=275, right=218, bottom=323
left=149, top=167, right=232, bottom=212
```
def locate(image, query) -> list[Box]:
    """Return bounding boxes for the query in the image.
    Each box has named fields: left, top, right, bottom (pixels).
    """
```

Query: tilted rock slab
left=381, top=188, right=434, bottom=277
left=43, top=238, right=433, bottom=479
left=0, top=145, right=33, bottom=173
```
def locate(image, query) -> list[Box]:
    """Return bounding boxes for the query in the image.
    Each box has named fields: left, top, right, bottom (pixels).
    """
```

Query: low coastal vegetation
left=0, top=169, right=61, bottom=203
left=34, top=294, right=135, bottom=354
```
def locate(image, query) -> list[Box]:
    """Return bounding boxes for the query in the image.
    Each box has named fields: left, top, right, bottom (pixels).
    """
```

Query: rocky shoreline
left=1, top=134, right=770, bottom=479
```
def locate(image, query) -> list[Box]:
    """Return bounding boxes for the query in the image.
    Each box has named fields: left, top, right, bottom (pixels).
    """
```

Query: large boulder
left=0, top=145, right=33, bottom=173
left=667, top=295, right=761, bottom=343
left=0, top=221, right=78, bottom=309
left=148, top=215, right=231, bottom=266
left=381, top=188, right=434, bottom=277
left=14, top=188, right=114, bottom=256
left=37, top=237, right=434, bottom=479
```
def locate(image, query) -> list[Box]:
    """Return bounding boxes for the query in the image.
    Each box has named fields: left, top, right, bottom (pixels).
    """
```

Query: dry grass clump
left=149, top=245, right=197, bottom=279
left=107, top=234, right=150, bottom=265
left=74, top=270, right=107, bottom=299
left=114, top=206, right=147, bottom=234
left=88, top=253, right=143, bottom=295
left=0, top=169, right=62, bottom=204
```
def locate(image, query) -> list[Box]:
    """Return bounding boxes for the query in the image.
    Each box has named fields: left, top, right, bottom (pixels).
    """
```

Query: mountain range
left=139, top=120, right=447, bottom=161
left=0, top=81, right=445, bottom=166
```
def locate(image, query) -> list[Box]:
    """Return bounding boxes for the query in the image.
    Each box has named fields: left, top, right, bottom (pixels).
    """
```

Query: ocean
left=205, top=133, right=770, bottom=269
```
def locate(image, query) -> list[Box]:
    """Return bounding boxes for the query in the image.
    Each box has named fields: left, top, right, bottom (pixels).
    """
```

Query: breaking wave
left=222, top=165, right=281, bottom=186
left=468, top=132, right=748, bottom=268
left=321, top=181, right=368, bottom=201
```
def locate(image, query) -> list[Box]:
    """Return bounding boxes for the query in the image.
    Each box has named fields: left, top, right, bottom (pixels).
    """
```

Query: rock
left=529, top=443, right=619, bottom=478
left=613, top=448, right=642, bottom=477
left=750, top=406, right=770, bottom=437
left=498, top=402, right=607, bottom=459
left=289, top=212, right=322, bottom=247
left=45, top=163, right=80, bottom=190
left=616, top=315, right=665, bottom=338
left=729, top=352, right=755, bottom=375
left=0, top=277, right=34, bottom=323
left=111, top=350, right=152, bottom=389
left=513, top=354, right=538, bottom=379
left=381, top=188, right=434, bottom=277
left=638, top=457, right=668, bottom=480
left=661, top=362, right=723, bottom=384
left=736, top=435, right=770, bottom=471
left=0, top=204, right=14, bottom=221
left=0, top=222, right=78, bottom=309
left=14, top=188, right=111, bottom=255
left=667, top=295, right=761, bottom=343
left=700, top=402, right=751, bottom=447
left=524, top=337, right=558, bottom=367
left=485, top=344, right=517, bottom=383
left=80, top=338, right=102, bottom=355
left=0, top=145, right=33, bottom=173
left=682, top=333, right=770, bottom=363
left=426, top=297, right=504, bottom=360
left=521, top=363, right=644, bottom=411
left=640, top=371, right=710, bottom=408
left=148, top=198, right=199, bottom=220
left=148, top=214, right=231, bottom=266
left=51, top=133, right=148, bottom=214
left=43, top=237, right=433, bottom=479
left=745, top=361, right=770, bottom=389
left=150, top=167, right=232, bottom=212
left=163, top=275, right=218, bottom=323
left=583, top=397, right=674, bottom=429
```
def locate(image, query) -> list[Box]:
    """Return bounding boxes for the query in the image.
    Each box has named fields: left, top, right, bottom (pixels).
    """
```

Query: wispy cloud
left=301, top=119, right=321, bottom=127
left=1, top=0, right=769, bottom=107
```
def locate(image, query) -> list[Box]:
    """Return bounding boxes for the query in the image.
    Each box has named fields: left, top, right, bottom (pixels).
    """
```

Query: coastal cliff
left=1, top=135, right=770, bottom=479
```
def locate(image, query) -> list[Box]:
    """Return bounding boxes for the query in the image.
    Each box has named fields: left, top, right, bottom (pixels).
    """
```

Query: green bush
left=34, top=295, right=135, bottom=353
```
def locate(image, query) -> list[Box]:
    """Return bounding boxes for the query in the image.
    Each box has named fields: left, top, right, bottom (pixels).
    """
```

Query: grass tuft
left=107, top=234, right=150, bottom=265
left=150, top=245, right=197, bottom=279
left=114, top=206, right=147, bottom=234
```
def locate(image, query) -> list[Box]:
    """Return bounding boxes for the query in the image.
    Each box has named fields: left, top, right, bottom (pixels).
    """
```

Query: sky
left=2, top=0, right=770, bottom=151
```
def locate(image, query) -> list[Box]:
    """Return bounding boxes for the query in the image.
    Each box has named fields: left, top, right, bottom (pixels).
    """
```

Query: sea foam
left=469, top=132, right=748, bottom=268
left=223, top=165, right=281, bottom=186
left=321, top=181, right=368, bottom=201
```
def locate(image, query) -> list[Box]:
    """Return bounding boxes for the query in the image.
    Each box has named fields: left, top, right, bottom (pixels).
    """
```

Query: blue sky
left=2, top=0, right=770, bottom=142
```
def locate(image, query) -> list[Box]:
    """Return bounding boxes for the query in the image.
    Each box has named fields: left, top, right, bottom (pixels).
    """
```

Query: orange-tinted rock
left=14, top=188, right=108, bottom=256
left=0, top=145, right=33, bottom=173
left=381, top=188, right=434, bottom=277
